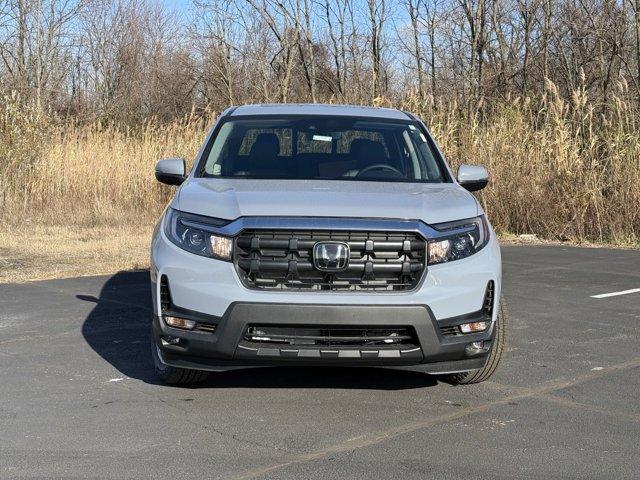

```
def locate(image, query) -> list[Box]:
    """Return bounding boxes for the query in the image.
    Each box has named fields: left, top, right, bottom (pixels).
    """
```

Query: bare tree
left=458, top=0, right=488, bottom=101
left=193, top=0, right=242, bottom=106
left=298, top=0, right=317, bottom=102
left=404, top=0, right=426, bottom=99
left=322, top=0, right=350, bottom=98
left=0, top=0, right=639, bottom=124
left=0, top=0, right=84, bottom=108
left=630, top=0, right=640, bottom=103
left=367, top=0, right=387, bottom=100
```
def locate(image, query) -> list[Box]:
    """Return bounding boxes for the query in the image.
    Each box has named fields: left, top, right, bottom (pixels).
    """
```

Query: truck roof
left=229, top=103, right=413, bottom=121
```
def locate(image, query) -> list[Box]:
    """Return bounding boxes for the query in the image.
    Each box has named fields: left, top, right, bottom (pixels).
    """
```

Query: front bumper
left=151, top=218, right=501, bottom=373
left=153, top=301, right=496, bottom=373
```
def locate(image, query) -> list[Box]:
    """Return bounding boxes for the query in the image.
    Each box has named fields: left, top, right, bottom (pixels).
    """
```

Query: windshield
left=198, top=116, right=447, bottom=183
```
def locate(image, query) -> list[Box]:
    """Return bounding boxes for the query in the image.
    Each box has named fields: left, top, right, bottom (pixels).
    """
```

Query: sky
left=161, top=0, right=191, bottom=17
left=158, top=0, right=413, bottom=37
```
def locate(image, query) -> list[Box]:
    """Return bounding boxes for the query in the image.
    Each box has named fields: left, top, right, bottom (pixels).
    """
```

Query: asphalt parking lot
left=1, top=244, right=639, bottom=479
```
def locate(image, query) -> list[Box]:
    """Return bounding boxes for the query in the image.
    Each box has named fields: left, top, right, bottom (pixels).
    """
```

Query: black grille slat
left=236, top=259, right=422, bottom=274
left=234, top=229, right=427, bottom=291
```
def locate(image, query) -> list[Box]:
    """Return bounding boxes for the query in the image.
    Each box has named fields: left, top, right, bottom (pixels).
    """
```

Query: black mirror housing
left=457, top=164, right=489, bottom=192
left=460, top=178, right=489, bottom=192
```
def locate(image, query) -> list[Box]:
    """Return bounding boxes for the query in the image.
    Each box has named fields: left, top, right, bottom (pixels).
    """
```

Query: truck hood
left=174, top=179, right=479, bottom=225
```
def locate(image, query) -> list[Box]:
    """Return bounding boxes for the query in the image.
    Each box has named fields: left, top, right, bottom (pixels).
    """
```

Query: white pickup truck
left=149, top=104, right=506, bottom=385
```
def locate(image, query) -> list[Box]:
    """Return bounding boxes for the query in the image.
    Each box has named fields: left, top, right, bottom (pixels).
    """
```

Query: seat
left=250, top=133, right=279, bottom=160
left=234, top=133, right=286, bottom=176
left=343, top=138, right=388, bottom=177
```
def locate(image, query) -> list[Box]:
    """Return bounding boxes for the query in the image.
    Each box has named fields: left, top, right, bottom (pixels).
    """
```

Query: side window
left=204, top=121, right=234, bottom=175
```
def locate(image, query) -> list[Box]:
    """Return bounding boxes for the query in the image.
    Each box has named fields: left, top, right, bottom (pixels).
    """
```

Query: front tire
left=150, top=331, right=209, bottom=385
left=444, top=296, right=508, bottom=385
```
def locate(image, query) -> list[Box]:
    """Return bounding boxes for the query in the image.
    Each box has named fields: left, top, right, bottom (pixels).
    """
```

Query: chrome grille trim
left=175, top=215, right=478, bottom=240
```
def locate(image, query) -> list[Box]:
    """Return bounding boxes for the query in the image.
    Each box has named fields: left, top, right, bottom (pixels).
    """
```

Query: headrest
left=250, top=133, right=280, bottom=158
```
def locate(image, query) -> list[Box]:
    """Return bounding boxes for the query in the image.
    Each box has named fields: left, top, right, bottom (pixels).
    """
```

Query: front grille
left=234, top=229, right=426, bottom=291
left=244, top=325, right=418, bottom=347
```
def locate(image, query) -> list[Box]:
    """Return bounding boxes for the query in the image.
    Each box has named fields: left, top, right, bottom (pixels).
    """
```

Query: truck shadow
left=79, top=270, right=157, bottom=383
left=80, top=270, right=437, bottom=390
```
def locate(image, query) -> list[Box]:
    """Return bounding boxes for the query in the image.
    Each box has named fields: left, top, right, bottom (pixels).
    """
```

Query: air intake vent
left=244, top=325, right=418, bottom=347
left=195, top=323, right=216, bottom=333
left=160, top=275, right=172, bottom=312
left=439, top=325, right=459, bottom=336
left=483, top=281, right=495, bottom=317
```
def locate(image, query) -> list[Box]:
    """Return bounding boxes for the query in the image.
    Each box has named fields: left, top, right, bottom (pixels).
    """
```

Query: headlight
left=428, top=216, right=490, bottom=265
left=164, top=208, right=233, bottom=261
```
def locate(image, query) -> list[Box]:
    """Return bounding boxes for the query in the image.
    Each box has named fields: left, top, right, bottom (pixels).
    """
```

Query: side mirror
left=457, top=164, right=488, bottom=192
left=155, top=158, right=186, bottom=186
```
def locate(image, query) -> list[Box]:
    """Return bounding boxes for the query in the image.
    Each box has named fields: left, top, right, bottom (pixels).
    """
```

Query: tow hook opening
left=161, top=335, right=181, bottom=346
left=465, top=341, right=491, bottom=356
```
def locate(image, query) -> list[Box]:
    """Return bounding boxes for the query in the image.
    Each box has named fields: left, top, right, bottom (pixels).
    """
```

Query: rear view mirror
left=155, top=158, right=186, bottom=186
left=457, top=164, right=489, bottom=192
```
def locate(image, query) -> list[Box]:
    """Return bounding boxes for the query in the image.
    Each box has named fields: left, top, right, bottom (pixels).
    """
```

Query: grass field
left=1, top=87, right=639, bottom=283
left=0, top=225, right=151, bottom=283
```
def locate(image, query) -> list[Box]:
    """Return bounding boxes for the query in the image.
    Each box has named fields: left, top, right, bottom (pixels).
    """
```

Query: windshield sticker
left=312, top=135, right=332, bottom=142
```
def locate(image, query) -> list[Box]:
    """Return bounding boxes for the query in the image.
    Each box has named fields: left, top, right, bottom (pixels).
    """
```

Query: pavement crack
left=109, top=381, right=294, bottom=455
left=0, top=328, right=78, bottom=346
left=538, top=393, right=640, bottom=423
left=230, top=433, right=290, bottom=453
left=230, top=355, right=640, bottom=480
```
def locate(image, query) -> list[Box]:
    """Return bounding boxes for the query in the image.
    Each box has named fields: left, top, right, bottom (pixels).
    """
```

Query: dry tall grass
left=405, top=82, right=640, bottom=244
left=1, top=83, right=639, bottom=245
left=1, top=103, right=209, bottom=226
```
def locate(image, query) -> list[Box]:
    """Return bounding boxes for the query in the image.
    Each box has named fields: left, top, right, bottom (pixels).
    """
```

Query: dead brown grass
left=405, top=83, right=640, bottom=244
left=0, top=225, right=151, bottom=283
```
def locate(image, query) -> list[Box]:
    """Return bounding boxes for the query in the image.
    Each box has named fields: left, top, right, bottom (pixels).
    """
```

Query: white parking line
left=591, top=288, right=640, bottom=299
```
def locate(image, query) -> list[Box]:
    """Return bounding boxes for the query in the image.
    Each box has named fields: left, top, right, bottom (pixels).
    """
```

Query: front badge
left=313, top=241, right=350, bottom=271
